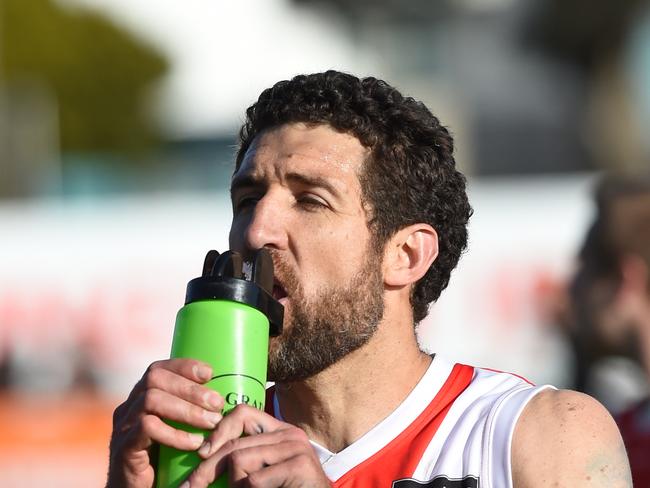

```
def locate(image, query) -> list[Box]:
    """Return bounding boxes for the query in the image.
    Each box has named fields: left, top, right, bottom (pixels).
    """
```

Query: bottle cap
left=185, top=249, right=284, bottom=336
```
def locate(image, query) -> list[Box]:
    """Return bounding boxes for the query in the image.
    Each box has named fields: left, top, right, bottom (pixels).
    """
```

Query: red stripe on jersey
left=333, top=363, right=475, bottom=488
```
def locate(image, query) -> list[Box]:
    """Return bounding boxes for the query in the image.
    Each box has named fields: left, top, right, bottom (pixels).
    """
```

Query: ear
left=383, top=224, right=439, bottom=287
left=617, top=254, right=648, bottom=302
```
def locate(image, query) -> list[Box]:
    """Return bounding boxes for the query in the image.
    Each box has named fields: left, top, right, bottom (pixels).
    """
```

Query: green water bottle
left=156, top=249, right=284, bottom=488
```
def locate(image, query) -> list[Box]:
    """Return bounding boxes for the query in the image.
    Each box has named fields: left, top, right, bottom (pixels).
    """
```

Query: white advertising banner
left=0, top=175, right=596, bottom=397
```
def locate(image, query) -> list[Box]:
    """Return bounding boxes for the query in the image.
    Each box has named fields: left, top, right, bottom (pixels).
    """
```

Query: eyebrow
left=230, top=173, right=260, bottom=196
left=285, top=172, right=342, bottom=197
left=230, top=171, right=343, bottom=198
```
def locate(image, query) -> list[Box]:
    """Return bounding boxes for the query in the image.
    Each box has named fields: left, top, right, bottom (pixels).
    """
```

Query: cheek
left=301, top=230, right=369, bottom=287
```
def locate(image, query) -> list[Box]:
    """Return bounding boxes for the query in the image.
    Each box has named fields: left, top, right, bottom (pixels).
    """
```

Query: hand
left=183, top=404, right=331, bottom=488
left=106, top=359, right=226, bottom=488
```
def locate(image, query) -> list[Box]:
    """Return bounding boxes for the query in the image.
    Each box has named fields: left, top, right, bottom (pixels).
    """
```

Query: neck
left=274, top=307, right=432, bottom=453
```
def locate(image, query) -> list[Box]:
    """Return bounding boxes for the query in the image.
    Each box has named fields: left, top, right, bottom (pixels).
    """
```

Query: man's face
left=229, top=123, right=385, bottom=382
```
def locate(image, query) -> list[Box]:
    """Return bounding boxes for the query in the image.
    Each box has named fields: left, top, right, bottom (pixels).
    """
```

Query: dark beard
left=267, top=251, right=385, bottom=382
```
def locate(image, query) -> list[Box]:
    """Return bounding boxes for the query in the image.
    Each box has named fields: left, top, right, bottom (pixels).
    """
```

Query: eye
left=296, top=194, right=328, bottom=211
left=234, top=195, right=260, bottom=212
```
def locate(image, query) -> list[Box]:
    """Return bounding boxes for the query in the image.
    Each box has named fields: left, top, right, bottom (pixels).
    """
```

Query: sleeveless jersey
left=267, top=355, right=553, bottom=488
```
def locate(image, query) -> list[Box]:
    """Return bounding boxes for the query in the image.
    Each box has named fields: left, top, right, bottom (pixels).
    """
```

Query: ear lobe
left=383, top=224, right=439, bottom=287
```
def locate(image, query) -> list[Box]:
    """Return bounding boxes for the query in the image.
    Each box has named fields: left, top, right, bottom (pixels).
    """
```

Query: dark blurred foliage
left=0, top=0, right=168, bottom=154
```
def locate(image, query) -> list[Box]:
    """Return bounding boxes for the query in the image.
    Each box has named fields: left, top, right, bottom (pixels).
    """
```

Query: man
left=107, top=71, right=631, bottom=487
left=570, top=174, right=650, bottom=487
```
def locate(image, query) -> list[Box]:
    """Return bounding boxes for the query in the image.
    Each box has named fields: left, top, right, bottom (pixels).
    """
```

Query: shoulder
left=511, top=388, right=632, bottom=488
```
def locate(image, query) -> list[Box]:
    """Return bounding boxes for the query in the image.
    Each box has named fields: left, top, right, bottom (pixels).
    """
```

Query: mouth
left=272, top=279, right=288, bottom=304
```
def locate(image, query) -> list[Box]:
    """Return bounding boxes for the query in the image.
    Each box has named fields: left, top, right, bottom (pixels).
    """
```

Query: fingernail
left=179, top=482, right=190, bottom=488
left=203, top=391, right=222, bottom=410
left=203, top=410, right=222, bottom=427
left=198, top=440, right=211, bottom=457
left=194, top=365, right=212, bottom=382
left=189, top=433, right=204, bottom=448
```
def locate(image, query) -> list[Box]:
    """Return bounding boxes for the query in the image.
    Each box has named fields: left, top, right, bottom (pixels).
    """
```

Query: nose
left=238, top=193, right=288, bottom=252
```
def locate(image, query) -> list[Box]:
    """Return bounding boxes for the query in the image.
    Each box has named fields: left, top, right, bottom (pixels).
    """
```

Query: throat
left=274, top=348, right=433, bottom=453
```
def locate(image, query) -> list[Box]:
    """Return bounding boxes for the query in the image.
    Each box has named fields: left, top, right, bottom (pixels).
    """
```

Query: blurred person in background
left=570, top=173, right=650, bottom=487
left=107, top=71, right=631, bottom=488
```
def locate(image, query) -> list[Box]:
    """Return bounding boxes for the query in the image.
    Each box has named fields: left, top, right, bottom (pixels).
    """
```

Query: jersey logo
left=392, top=475, right=479, bottom=488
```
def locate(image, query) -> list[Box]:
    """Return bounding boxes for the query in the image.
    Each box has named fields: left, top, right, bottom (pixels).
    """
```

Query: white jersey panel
left=411, top=362, right=553, bottom=487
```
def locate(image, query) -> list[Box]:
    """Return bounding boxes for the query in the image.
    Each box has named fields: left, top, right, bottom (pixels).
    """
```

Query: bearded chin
left=267, top=265, right=384, bottom=383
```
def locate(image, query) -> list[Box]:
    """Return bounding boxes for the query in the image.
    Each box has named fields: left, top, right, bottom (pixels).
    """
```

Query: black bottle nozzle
left=187, top=249, right=284, bottom=336
left=211, top=250, right=244, bottom=280
left=202, top=249, right=219, bottom=277
left=251, top=249, right=274, bottom=295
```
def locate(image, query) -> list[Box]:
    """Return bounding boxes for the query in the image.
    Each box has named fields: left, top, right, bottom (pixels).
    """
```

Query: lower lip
left=278, top=297, right=288, bottom=306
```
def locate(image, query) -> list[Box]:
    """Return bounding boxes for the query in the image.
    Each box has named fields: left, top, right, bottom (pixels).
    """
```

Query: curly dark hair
left=235, top=70, right=472, bottom=323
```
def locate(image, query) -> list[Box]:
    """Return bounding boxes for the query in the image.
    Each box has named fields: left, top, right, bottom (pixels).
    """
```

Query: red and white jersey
left=269, top=355, right=553, bottom=488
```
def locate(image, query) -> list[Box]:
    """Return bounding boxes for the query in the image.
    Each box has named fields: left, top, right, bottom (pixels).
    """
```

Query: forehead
left=234, top=123, right=368, bottom=185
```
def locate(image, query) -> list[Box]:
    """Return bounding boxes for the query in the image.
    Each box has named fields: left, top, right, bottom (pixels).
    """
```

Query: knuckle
left=186, top=403, right=204, bottom=423
left=188, top=382, right=204, bottom=401
left=222, top=438, right=239, bottom=453
left=287, top=426, right=309, bottom=443
left=140, top=414, right=159, bottom=434
left=142, top=389, right=160, bottom=413
left=233, top=403, right=257, bottom=422
left=209, top=391, right=225, bottom=410
left=147, top=359, right=165, bottom=373
left=145, top=367, right=165, bottom=389
left=233, top=403, right=253, bottom=414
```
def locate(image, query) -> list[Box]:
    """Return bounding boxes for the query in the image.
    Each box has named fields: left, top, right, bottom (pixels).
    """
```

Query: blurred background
left=1, top=0, right=650, bottom=485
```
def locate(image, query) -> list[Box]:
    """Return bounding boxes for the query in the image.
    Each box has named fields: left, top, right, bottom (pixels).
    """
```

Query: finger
left=199, top=405, right=286, bottom=458
left=144, top=366, right=224, bottom=412
left=184, top=449, right=229, bottom=488
left=117, top=359, right=214, bottom=418
left=126, top=388, right=223, bottom=431
left=127, top=414, right=205, bottom=452
left=238, top=454, right=327, bottom=488
left=229, top=441, right=308, bottom=484
left=147, top=358, right=214, bottom=384
left=190, top=431, right=302, bottom=486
